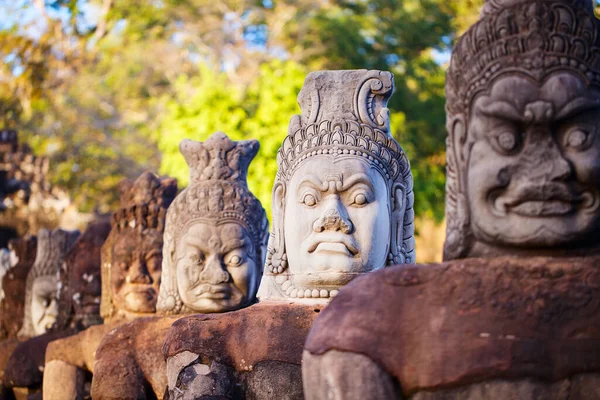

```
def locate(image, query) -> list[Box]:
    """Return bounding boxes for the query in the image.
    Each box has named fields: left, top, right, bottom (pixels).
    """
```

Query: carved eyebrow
left=339, top=174, right=375, bottom=192
left=221, top=238, right=249, bottom=254
left=556, top=97, right=600, bottom=120
left=478, top=101, right=524, bottom=121
left=145, top=248, right=161, bottom=260
left=298, top=175, right=325, bottom=191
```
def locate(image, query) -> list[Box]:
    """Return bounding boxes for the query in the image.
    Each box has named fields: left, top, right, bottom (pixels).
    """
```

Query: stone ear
left=449, top=115, right=468, bottom=173
left=266, top=182, right=287, bottom=274
left=388, top=182, right=407, bottom=265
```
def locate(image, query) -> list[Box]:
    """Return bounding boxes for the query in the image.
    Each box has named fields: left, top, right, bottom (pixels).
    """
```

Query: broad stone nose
left=128, top=258, right=152, bottom=285
left=312, top=198, right=354, bottom=234
left=198, top=256, right=229, bottom=285
left=526, top=131, right=573, bottom=182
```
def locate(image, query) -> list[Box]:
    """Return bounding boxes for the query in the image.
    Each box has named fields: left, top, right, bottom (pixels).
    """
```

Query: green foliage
left=0, top=0, right=491, bottom=221
left=158, top=60, right=306, bottom=219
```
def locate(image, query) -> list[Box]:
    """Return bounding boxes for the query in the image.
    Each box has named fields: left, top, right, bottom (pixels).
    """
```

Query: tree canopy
left=0, top=0, right=491, bottom=222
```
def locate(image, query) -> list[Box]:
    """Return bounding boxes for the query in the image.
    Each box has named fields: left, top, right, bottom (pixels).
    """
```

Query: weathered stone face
left=110, top=228, right=163, bottom=314
left=31, top=275, right=58, bottom=335
left=19, top=228, right=80, bottom=338
left=261, top=69, right=415, bottom=301
left=283, top=156, right=391, bottom=291
left=57, top=220, right=111, bottom=330
left=444, top=0, right=600, bottom=260
left=157, top=132, right=268, bottom=315
left=100, top=171, right=177, bottom=321
left=466, top=72, right=600, bottom=249
left=175, top=222, right=258, bottom=313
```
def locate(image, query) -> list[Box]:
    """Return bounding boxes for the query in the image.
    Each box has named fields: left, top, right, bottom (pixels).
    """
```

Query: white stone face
left=283, top=155, right=391, bottom=291
left=176, top=221, right=257, bottom=313
left=31, top=275, right=59, bottom=335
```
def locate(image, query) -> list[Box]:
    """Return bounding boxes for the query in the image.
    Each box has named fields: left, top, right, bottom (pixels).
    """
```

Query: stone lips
left=305, top=256, right=600, bottom=395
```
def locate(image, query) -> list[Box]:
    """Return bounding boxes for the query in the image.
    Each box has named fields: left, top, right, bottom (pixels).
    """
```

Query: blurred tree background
left=2, top=0, right=543, bottom=260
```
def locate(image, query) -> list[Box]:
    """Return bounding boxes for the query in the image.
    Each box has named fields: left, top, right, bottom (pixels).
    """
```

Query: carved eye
left=302, top=194, right=317, bottom=207
left=496, top=131, right=518, bottom=152
left=228, top=255, right=242, bottom=266
left=43, top=298, right=51, bottom=308
left=564, top=128, right=592, bottom=151
left=353, top=193, right=367, bottom=206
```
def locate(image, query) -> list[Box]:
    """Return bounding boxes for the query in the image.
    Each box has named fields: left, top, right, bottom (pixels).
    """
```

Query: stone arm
left=43, top=324, right=114, bottom=400
left=4, top=329, right=75, bottom=390
left=90, top=316, right=178, bottom=400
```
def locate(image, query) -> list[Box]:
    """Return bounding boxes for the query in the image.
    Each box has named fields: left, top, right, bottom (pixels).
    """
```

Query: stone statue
left=18, top=228, right=80, bottom=338
left=3, top=220, right=111, bottom=397
left=163, top=70, right=414, bottom=400
left=260, top=69, right=415, bottom=300
left=302, top=1, right=600, bottom=399
left=157, top=131, right=269, bottom=314
left=89, top=132, right=269, bottom=399
left=443, top=0, right=600, bottom=260
left=100, top=172, right=177, bottom=320
left=43, top=172, right=176, bottom=400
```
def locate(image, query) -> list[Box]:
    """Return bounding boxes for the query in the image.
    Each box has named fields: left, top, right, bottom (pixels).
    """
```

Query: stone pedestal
left=164, top=302, right=323, bottom=399
left=303, top=257, right=600, bottom=399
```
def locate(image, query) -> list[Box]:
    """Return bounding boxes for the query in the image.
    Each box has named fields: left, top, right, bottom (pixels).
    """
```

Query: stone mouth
left=307, top=235, right=359, bottom=256
left=490, top=184, right=593, bottom=217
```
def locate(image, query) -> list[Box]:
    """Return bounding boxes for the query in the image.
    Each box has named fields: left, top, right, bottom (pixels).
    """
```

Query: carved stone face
left=283, top=156, right=390, bottom=290
left=176, top=222, right=257, bottom=313
left=31, top=275, right=58, bottom=335
left=467, top=72, right=600, bottom=247
left=111, top=229, right=163, bottom=314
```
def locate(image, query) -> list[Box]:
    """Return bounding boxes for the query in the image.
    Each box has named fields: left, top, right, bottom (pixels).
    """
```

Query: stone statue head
left=260, top=70, right=415, bottom=301
left=444, top=0, right=600, bottom=260
left=157, top=132, right=269, bottom=314
left=55, top=220, right=111, bottom=330
left=0, top=235, right=36, bottom=339
left=100, top=172, right=177, bottom=321
left=18, top=228, right=80, bottom=338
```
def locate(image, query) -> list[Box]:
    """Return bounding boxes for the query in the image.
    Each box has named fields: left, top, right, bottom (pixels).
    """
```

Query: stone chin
left=122, top=288, right=157, bottom=313
left=183, top=294, right=248, bottom=313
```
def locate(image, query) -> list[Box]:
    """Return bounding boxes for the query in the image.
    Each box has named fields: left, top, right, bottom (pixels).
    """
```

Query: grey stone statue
left=157, top=131, right=269, bottom=314
left=444, top=0, right=600, bottom=260
left=259, top=69, right=415, bottom=301
left=18, top=228, right=80, bottom=338
left=302, top=1, right=600, bottom=399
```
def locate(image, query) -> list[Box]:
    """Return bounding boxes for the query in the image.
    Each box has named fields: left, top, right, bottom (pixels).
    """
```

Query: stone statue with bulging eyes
left=83, top=133, right=268, bottom=399
left=259, top=69, right=415, bottom=301
left=302, top=1, right=600, bottom=399
left=162, top=70, right=415, bottom=400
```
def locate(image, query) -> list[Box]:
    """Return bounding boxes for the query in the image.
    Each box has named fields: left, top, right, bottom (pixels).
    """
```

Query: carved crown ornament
left=157, top=132, right=269, bottom=314
left=446, top=0, right=600, bottom=118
